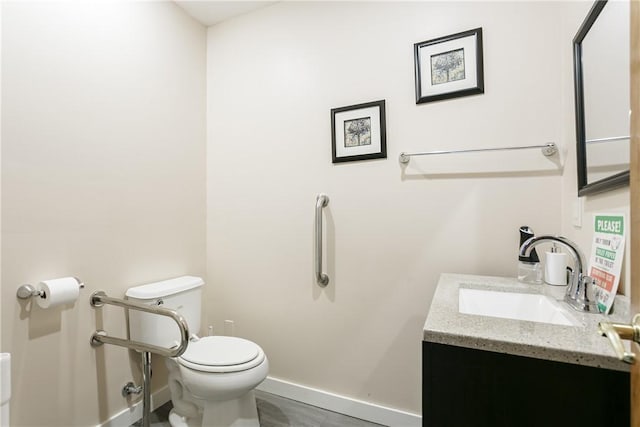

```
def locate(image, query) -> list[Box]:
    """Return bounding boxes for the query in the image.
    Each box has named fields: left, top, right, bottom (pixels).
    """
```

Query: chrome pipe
left=89, top=291, right=189, bottom=358
left=141, top=352, right=152, bottom=427
left=520, top=235, right=585, bottom=277
left=315, top=194, right=330, bottom=286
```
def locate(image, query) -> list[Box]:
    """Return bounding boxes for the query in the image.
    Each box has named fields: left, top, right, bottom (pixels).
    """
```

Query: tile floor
left=132, top=390, right=386, bottom=427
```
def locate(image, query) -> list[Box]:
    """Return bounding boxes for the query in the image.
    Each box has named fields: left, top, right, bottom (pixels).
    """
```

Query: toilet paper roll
left=545, top=252, right=567, bottom=286
left=36, top=277, right=80, bottom=308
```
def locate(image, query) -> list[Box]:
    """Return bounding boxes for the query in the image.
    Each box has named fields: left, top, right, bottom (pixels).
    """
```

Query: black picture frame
left=331, top=100, right=386, bottom=163
left=414, top=28, right=484, bottom=104
left=573, top=0, right=629, bottom=196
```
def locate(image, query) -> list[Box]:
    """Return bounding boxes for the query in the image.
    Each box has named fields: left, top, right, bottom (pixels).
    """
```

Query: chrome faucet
left=519, top=235, right=599, bottom=312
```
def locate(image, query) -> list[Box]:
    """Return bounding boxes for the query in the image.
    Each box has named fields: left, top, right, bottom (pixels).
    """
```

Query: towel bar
left=399, top=142, right=557, bottom=164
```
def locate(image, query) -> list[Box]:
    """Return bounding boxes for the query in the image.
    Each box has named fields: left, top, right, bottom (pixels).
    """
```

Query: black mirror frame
left=573, top=0, right=629, bottom=197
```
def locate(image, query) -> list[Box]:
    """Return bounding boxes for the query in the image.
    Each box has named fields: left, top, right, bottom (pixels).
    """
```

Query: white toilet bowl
left=166, top=336, right=268, bottom=427
left=125, top=277, right=269, bottom=427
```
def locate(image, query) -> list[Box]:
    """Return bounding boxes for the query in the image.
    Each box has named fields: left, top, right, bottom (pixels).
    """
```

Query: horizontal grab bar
left=90, top=291, right=190, bottom=358
left=399, top=143, right=557, bottom=164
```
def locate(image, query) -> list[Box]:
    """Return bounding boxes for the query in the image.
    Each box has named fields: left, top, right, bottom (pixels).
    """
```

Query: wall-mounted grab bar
left=315, top=194, right=330, bottom=286
left=89, top=291, right=189, bottom=358
left=399, top=142, right=557, bottom=164
left=90, top=291, right=189, bottom=427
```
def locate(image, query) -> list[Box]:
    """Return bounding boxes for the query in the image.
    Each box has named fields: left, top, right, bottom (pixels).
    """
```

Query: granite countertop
left=423, top=273, right=631, bottom=372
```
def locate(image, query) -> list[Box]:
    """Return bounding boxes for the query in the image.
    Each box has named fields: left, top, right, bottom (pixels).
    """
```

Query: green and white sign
left=589, top=214, right=626, bottom=314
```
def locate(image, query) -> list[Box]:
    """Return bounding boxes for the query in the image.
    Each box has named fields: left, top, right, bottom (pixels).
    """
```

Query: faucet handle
left=566, top=274, right=600, bottom=312
left=580, top=275, right=600, bottom=310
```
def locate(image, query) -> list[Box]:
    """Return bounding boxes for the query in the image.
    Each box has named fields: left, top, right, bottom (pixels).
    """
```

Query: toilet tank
left=126, top=276, right=203, bottom=349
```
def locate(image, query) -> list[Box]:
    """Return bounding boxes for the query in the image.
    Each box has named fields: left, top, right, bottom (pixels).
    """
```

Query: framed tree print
left=331, top=100, right=387, bottom=163
left=414, top=28, right=484, bottom=104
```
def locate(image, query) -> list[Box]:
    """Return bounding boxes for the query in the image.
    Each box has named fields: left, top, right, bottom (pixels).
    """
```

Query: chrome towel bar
left=586, top=136, right=630, bottom=144
left=89, top=291, right=190, bottom=358
left=399, top=142, right=557, bottom=164
left=315, top=194, right=330, bottom=286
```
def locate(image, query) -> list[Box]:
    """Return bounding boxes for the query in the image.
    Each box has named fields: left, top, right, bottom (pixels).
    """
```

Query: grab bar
left=399, top=142, right=557, bottom=164
left=315, top=194, right=330, bottom=286
left=89, top=291, right=190, bottom=358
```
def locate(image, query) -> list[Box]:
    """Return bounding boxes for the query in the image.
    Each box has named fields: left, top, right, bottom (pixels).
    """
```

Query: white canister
left=545, top=245, right=567, bottom=286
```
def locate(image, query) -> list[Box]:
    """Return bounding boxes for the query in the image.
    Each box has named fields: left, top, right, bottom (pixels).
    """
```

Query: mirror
left=574, top=0, right=630, bottom=196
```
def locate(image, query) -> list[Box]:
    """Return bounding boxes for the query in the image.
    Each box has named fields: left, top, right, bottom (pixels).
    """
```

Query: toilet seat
left=178, top=336, right=265, bottom=373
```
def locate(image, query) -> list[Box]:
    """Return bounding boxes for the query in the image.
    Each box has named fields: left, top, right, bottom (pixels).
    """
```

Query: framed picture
left=331, top=100, right=386, bottom=163
left=414, top=28, right=484, bottom=104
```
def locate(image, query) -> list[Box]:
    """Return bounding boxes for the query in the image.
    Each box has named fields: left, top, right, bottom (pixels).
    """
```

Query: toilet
left=126, top=276, right=268, bottom=427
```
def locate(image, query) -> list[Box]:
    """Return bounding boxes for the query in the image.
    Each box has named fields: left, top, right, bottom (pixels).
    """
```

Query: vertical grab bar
left=315, top=194, right=330, bottom=286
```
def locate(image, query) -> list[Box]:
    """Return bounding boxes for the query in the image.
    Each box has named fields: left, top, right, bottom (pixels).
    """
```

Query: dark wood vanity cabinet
left=422, top=341, right=629, bottom=427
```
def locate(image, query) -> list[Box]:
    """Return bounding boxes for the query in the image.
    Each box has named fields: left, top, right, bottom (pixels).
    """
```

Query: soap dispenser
left=518, top=226, right=542, bottom=284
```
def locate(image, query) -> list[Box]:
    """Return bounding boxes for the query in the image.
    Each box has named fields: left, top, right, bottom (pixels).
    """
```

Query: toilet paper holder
left=16, top=277, right=84, bottom=300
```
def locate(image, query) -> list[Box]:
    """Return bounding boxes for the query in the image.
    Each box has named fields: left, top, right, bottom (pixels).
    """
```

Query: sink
left=458, top=288, right=580, bottom=326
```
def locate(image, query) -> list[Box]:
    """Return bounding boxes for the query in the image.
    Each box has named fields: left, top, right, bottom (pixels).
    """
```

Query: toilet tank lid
left=125, top=276, right=204, bottom=299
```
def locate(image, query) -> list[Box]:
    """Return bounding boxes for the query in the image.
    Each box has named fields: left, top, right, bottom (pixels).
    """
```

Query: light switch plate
left=572, top=197, right=583, bottom=227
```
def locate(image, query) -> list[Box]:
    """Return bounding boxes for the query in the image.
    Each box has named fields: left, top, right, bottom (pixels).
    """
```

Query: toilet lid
left=179, top=336, right=263, bottom=372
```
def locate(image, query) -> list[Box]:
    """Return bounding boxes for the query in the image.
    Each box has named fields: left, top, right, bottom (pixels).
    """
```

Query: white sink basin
left=458, top=288, right=580, bottom=326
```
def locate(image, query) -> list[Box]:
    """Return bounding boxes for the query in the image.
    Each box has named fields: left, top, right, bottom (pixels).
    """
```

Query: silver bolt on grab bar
left=89, top=291, right=190, bottom=358
left=315, top=194, right=330, bottom=286
left=399, top=142, right=558, bottom=164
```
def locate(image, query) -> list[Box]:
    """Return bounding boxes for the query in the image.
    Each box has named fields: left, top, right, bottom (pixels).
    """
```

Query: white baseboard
left=97, top=386, right=171, bottom=427
left=256, top=377, right=421, bottom=427
left=97, top=377, right=422, bottom=427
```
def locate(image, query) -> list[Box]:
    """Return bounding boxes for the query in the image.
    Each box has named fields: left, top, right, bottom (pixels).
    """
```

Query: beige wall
left=559, top=1, right=631, bottom=295
left=1, top=2, right=206, bottom=426
left=206, top=1, right=566, bottom=414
